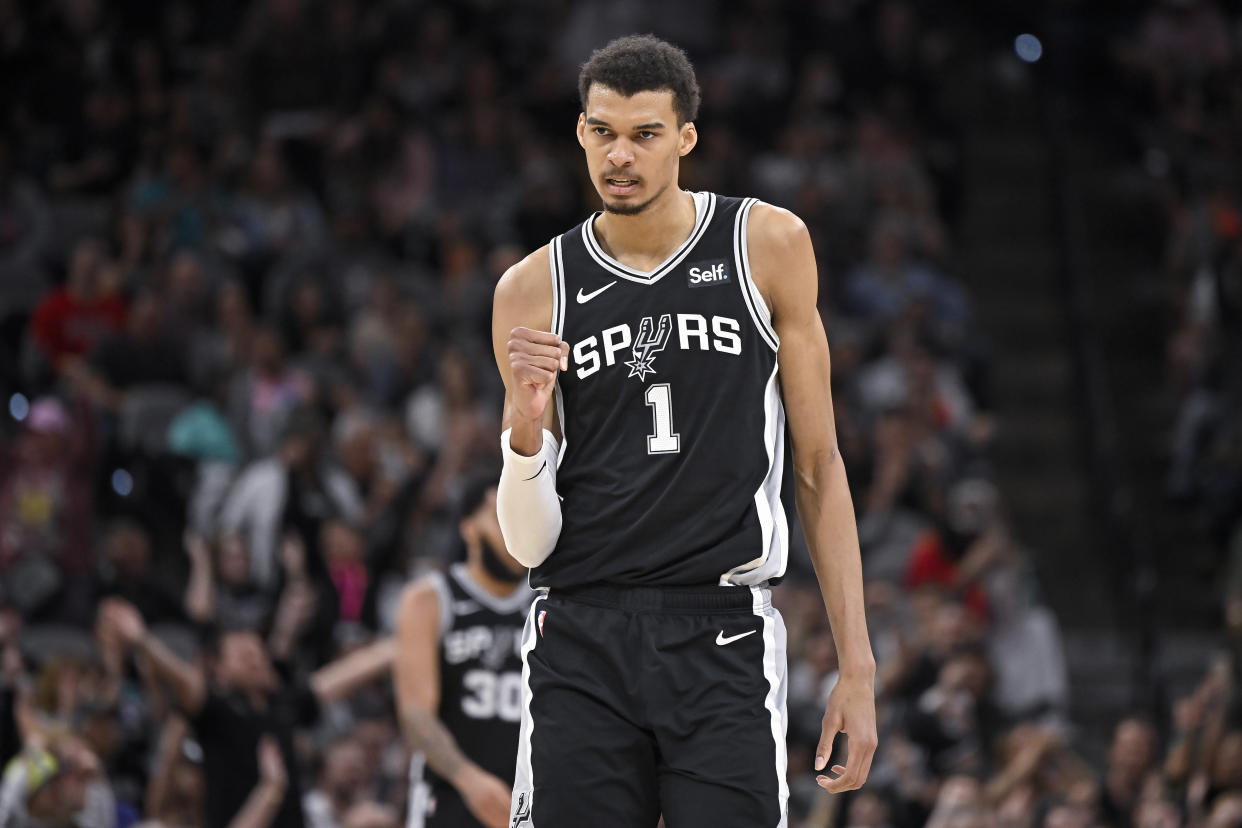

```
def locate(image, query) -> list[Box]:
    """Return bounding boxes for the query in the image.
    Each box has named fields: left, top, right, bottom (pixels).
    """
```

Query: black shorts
left=510, top=583, right=789, bottom=828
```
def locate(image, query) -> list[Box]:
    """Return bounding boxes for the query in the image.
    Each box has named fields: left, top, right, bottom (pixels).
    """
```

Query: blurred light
left=111, top=469, right=134, bottom=497
left=9, top=393, right=29, bottom=422
left=181, top=739, right=203, bottom=764
left=1015, top=34, right=1043, bottom=63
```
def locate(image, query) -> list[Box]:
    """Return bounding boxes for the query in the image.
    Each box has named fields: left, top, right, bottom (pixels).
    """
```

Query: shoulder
left=745, top=202, right=811, bottom=255
left=493, top=245, right=551, bottom=307
left=492, top=245, right=554, bottom=334
left=189, top=685, right=231, bottom=728
left=395, top=575, right=444, bottom=637
left=396, top=575, right=442, bottom=616
left=743, top=202, right=816, bottom=306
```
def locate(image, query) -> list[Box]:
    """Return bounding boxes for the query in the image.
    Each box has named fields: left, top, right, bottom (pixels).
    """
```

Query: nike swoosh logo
left=576, top=282, right=617, bottom=304
left=715, top=629, right=757, bottom=646
left=452, top=601, right=480, bottom=615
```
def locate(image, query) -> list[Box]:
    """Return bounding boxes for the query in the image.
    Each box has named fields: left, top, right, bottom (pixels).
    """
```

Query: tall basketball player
left=492, top=35, right=877, bottom=828
left=393, top=476, right=533, bottom=828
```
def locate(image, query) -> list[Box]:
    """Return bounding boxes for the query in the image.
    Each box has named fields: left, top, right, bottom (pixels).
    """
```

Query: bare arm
left=393, top=581, right=469, bottom=781
left=184, top=534, right=216, bottom=624
left=491, top=247, right=568, bottom=568
left=491, top=246, right=563, bottom=454
left=749, top=203, right=877, bottom=793
left=145, top=715, right=189, bottom=820
left=309, top=637, right=395, bottom=708
left=100, top=598, right=206, bottom=715
left=227, top=737, right=287, bottom=828
left=393, top=581, right=511, bottom=828
left=267, top=534, right=318, bottom=662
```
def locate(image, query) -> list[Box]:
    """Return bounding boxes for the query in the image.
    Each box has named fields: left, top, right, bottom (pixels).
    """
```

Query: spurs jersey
left=534, top=191, right=790, bottom=589
left=407, top=565, right=533, bottom=828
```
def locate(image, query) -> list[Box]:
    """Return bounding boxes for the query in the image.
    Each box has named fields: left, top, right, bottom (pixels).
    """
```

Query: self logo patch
left=687, top=259, right=730, bottom=288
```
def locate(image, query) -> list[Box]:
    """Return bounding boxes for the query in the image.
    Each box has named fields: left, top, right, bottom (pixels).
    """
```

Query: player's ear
left=679, top=122, right=697, bottom=157
left=576, top=113, right=587, bottom=149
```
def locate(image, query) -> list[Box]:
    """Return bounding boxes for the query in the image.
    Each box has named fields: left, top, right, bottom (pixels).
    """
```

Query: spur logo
left=625, top=314, right=672, bottom=380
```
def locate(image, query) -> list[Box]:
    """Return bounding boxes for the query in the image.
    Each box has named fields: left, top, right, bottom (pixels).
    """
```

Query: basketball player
left=393, top=476, right=533, bottom=828
left=492, top=35, right=877, bottom=827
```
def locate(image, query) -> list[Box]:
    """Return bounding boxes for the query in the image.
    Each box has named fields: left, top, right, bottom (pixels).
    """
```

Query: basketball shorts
left=509, top=583, right=789, bottom=828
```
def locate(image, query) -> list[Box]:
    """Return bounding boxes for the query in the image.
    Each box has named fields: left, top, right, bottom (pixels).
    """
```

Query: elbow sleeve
left=497, top=428, right=562, bottom=568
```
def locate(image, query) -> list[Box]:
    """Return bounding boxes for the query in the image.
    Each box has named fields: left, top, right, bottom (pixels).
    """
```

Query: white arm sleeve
left=496, top=427, right=562, bottom=568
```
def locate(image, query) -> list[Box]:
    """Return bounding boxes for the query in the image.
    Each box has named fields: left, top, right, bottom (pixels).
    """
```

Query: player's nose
left=607, top=140, right=635, bottom=167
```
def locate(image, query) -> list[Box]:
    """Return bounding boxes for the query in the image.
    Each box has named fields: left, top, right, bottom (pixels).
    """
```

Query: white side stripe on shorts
left=752, top=585, right=789, bottom=828
left=511, top=592, right=547, bottom=827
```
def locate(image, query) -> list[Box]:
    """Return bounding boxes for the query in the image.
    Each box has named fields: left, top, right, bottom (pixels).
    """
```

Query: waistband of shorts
left=547, top=582, right=767, bottom=612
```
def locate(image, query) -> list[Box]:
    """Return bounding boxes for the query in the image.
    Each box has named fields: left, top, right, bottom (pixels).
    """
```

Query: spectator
left=74, top=291, right=189, bottom=412
left=226, top=326, right=315, bottom=461
left=218, top=408, right=363, bottom=589
left=226, top=143, right=327, bottom=269
left=96, top=598, right=393, bottom=828
left=94, top=519, right=184, bottom=627
left=842, top=218, right=969, bottom=333
left=127, top=141, right=221, bottom=259
left=28, top=239, right=126, bottom=375
left=0, top=742, right=116, bottom=828
left=302, top=738, right=368, bottom=828
left=1100, top=717, right=1159, bottom=827
left=144, top=716, right=207, bottom=828
left=0, top=397, right=96, bottom=619
left=48, top=85, right=138, bottom=197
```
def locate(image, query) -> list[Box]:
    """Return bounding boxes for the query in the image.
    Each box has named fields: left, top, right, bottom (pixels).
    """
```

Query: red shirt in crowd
left=30, top=287, right=127, bottom=366
left=904, top=529, right=991, bottom=619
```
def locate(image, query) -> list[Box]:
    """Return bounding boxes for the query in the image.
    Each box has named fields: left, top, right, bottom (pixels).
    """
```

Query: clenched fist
left=508, top=327, right=569, bottom=425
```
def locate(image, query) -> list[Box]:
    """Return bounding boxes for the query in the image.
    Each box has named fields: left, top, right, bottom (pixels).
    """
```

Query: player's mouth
left=604, top=177, right=640, bottom=195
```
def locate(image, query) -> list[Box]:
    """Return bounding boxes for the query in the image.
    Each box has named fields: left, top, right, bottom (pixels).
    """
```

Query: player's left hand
left=456, top=764, right=513, bottom=828
left=815, top=674, right=877, bottom=793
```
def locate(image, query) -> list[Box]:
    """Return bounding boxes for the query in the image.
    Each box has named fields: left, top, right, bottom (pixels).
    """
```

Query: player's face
left=577, top=85, right=697, bottom=216
left=465, top=489, right=526, bottom=579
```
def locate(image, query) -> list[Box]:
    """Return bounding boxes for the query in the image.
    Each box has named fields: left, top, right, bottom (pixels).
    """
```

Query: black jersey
left=533, top=192, right=789, bottom=590
left=408, top=565, right=533, bottom=822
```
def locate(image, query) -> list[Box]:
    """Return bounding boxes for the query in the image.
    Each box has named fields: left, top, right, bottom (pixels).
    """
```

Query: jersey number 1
left=645, top=383, right=680, bottom=455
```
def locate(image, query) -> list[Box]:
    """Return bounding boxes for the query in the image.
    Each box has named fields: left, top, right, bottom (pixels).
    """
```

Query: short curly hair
left=578, top=35, right=701, bottom=125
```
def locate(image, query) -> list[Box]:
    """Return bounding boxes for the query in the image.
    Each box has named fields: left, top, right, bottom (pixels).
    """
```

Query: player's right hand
left=508, top=326, right=569, bottom=423
left=456, top=765, right=513, bottom=828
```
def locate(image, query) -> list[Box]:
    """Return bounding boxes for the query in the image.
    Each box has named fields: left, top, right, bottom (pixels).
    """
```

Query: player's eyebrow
left=585, top=117, right=666, bottom=131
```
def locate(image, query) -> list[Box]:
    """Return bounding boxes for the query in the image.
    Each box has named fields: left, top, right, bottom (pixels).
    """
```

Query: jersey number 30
left=645, top=383, right=680, bottom=455
left=462, top=670, right=523, bottom=722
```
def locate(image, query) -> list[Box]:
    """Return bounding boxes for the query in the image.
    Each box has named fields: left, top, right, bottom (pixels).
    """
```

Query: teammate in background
left=492, top=35, right=877, bottom=826
left=393, top=476, right=533, bottom=828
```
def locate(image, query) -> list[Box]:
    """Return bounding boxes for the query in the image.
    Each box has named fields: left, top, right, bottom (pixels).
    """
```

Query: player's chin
left=601, top=195, right=652, bottom=216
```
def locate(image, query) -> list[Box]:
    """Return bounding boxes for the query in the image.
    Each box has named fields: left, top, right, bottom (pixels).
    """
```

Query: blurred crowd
left=1112, top=0, right=1242, bottom=626
left=0, top=0, right=1219, bottom=826
left=1122, top=0, right=1242, bottom=527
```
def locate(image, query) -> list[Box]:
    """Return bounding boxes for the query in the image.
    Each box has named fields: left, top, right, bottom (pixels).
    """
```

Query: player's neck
left=465, top=558, right=521, bottom=598
left=594, top=187, right=696, bottom=268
